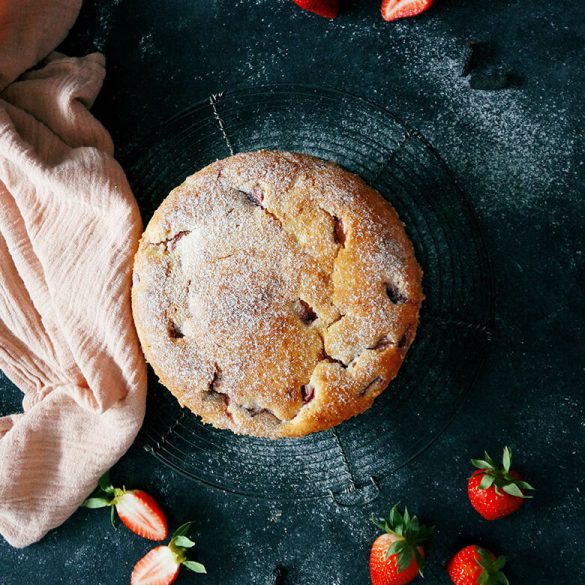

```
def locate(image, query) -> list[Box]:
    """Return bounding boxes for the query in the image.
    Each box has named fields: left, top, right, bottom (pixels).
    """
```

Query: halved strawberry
left=131, top=523, right=206, bottom=585
left=293, top=0, right=339, bottom=19
left=132, top=546, right=180, bottom=585
left=116, top=490, right=168, bottom=540
left=82, top=472, right=168, bottom=540
left=381, top=0, right=434, bottom=22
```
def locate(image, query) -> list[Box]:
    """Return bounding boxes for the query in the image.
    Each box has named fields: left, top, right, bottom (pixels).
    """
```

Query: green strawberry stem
left=471, top=446, right=535, bottom=498
left=83, top=472, right=146, bottom=505
left=81, top=471, right=131, bottom=528
left=371, top=504, right=433, bottom=576
left=476, top=546, right=509, bottom=585
left=168, top=522, right=207, bottom=574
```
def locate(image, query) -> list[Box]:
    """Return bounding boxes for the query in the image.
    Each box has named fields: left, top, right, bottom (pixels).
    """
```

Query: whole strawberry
left=293, top=0, right=339, bottom=19
left=132, top=522, right=206, bottom=585
left=447, top=545, right=509, bottom=585
left=370, top=505, right=432, bottom=585
left=82, top=472, right=168, bottom=540
left=468, top=446, right=535, bottom=520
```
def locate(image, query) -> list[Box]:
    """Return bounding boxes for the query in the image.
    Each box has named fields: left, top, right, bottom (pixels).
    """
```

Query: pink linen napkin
left=0, top=0, right=147, bottom=547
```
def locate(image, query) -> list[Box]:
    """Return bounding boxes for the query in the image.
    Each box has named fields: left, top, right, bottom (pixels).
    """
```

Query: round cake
left=132, top=151, right=423, bottom=438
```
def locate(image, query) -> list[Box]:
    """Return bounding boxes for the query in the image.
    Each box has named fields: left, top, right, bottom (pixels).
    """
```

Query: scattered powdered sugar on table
left=369, top=19, right=577, bottom=215
left=139, top=32, right=161, bottom=58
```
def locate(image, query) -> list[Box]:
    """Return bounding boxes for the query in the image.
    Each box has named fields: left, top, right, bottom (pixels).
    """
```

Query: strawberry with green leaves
left=82, top=472, right=168, bottom=540
left=370, top=505, right=433, bottom=585
left=447, top=545, right=509, bottom=585
left=468, top=446, right=535, bottom=520
left=131, top=522, right=206, bottom=585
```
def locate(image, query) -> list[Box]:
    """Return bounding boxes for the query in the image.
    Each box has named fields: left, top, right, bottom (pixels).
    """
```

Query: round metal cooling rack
left=122, top=85, right=495, bottom=505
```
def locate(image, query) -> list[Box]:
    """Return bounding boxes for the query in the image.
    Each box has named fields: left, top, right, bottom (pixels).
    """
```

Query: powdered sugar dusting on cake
left=131, top=151, right=422, bottom=438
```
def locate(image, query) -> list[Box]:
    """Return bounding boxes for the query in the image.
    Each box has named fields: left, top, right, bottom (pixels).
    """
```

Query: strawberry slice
left=132, top=546, right=180, bottom=585
left=293, top=0, right=339, bottom=19
left=116, top=490, right=168, bottom=540
left=82, top=472, right=168, bottom=540
left=381, top=0, right=434, bottom=22
left=131, top=523, right=206, bottom=585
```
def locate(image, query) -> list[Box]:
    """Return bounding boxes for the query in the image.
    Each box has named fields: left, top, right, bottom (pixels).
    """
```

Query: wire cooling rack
left=122, top=85, right=495, bottom=505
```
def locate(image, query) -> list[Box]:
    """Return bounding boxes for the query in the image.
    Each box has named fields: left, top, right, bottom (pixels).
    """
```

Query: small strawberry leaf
left=82, top=497, right=110, bottom=509
left=502, top=447, right=511, bottom=472
left=479, top=473, right=495, bottom=490
left=183, top=560, right=207, bottom=574
left=110, top=504, right=117, bottom=528
left=174, top=536, right=196, bottom=548
left=502, top=483, right=523, bottom=497
left=385, top=540, right=405, bottom=559
left=515, top=480, right=535, bottom=490
left=396, top=547, right=414, bottom=573
left=471, top=459, right=494, bottom=470
left=477, top=557, right=491, bottom=571
left=484, top=451, right=496, bottom=467
left=475, top=548, right=509, bottom=585
left=389, top=505, right=401, bottom=527
left=413, top=547, right=425, bottom=576
left=172, top=521, right=193, bottom=538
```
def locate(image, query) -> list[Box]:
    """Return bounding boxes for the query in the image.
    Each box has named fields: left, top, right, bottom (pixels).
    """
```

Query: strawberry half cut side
left=81, top=471, right=168, bottom=540
left=131, top=522, right=206, bottom=585
left=381, top=0, right=434, bottom=22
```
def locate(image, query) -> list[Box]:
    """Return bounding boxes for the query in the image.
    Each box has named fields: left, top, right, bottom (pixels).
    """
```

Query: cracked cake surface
left=132, top=150, right=423, bottom=438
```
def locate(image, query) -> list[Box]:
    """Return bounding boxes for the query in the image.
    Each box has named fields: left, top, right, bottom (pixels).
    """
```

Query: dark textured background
left=1, top=1, right=584, bottom=583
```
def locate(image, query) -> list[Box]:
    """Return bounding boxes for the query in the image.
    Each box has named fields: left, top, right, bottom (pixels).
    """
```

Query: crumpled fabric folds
left=0, top=0, right=147, bottom=547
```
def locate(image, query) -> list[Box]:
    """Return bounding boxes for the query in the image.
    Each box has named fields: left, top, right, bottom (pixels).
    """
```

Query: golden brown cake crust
left=132, top=151, right=423, bottom=438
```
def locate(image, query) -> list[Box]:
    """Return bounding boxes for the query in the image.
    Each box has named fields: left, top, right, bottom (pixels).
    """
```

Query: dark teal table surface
left=1, top=1, right=584, bottom=583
